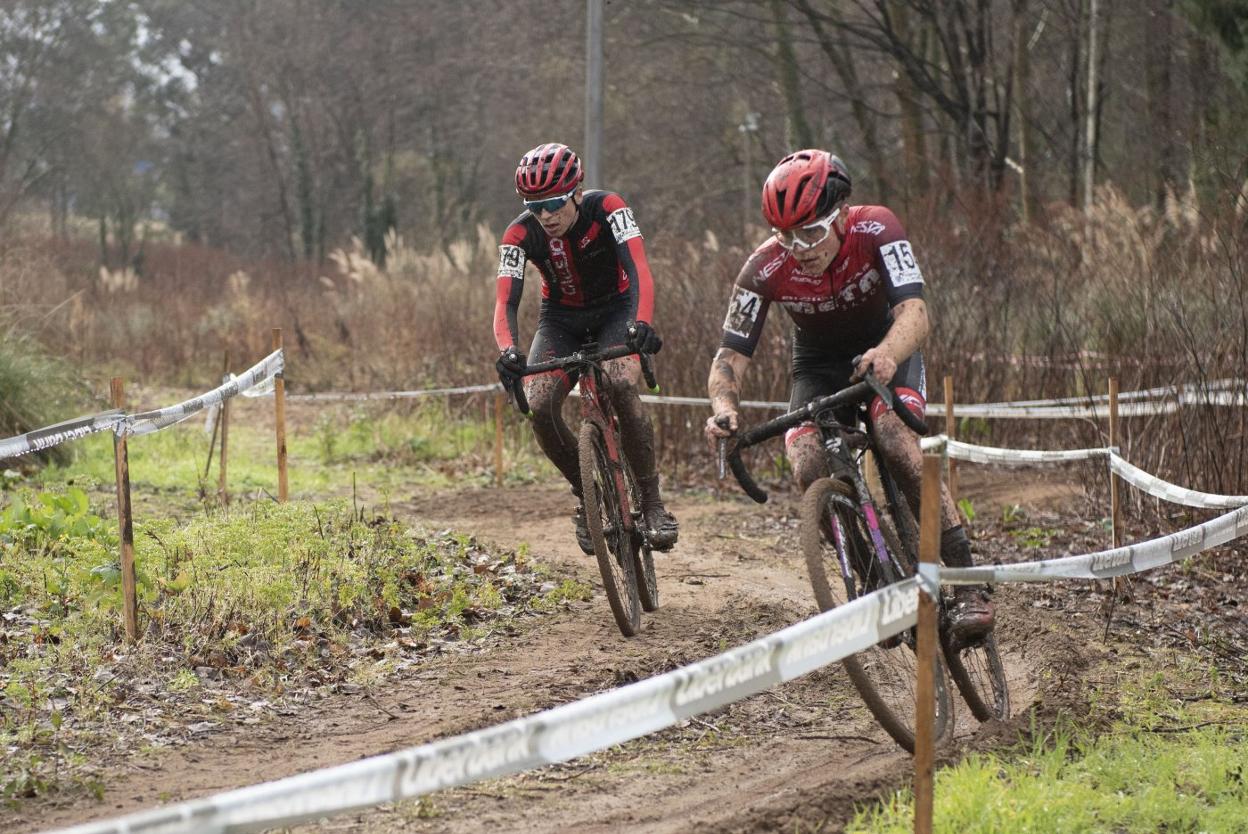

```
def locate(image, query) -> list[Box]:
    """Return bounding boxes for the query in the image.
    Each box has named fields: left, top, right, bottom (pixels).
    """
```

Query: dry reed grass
left=3, top=186, right=1244, bottom=497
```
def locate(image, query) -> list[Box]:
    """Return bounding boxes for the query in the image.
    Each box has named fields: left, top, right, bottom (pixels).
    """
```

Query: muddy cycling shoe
left=642, top=506, right=679, bottom=551
left=948, top=587, right=996, bottom=644
left=573, top=505, right=595, bottom=556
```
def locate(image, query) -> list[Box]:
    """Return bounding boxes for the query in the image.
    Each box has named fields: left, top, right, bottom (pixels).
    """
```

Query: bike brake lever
left=714, top=415, right=733, bottom=480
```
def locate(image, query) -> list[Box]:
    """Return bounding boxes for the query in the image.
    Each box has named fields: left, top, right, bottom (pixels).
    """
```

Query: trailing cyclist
left=703, top=149, right=993, bottom=642
left=492, top=142, right=678, bottom=553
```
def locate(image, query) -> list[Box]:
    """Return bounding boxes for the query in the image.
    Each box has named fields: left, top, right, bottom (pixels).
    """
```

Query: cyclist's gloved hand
left=496, top=347, right=527, bottom=387
left=627, top=321, right=663, bottom=355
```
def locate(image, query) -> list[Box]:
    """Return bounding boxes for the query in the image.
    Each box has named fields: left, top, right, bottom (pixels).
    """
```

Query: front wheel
left=623, top=460, right=659, bottom=612
left=801, top=477, right=955, bottom=752
left=579, top=421, right=641, bottom=636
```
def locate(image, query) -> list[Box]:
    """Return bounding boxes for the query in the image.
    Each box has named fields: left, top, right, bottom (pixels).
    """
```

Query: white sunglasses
left=774, top=207, right=841, bottom=251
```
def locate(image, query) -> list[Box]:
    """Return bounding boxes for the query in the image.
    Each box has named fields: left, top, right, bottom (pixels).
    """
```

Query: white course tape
left=45, top=577, right=920, bottom=834
left=0, top=410, right=126, bottom=460
left=121, top=351, right=284, bottom=437
left=942, top=504, right=1248, bottom=585
left=1108, top=454, right=1248, bottom=509
left=930, top=437, right=1112, bottom=465
left=284, top=383, right=501, bottom=402
left=980, top=378, right=1244, bottom=409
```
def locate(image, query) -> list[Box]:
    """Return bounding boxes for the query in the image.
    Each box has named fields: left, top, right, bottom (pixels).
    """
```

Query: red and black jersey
left=493, top=190, right=656, bottom=350
left=719, top=205, right=925, bottom=360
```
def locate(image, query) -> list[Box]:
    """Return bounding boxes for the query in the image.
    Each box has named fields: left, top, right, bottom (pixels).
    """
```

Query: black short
left=528, top=299, right=633, bottom=381
left=787, top=352, right=927, bottom=437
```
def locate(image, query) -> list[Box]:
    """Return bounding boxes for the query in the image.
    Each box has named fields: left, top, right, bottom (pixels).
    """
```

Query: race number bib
left=607, top=207, right=642, bottom=243
left=497, top=245, right=525, bottom=280
left=723, top=288, right=763, bottom=338
left=879, top=240, right=923, bottom=287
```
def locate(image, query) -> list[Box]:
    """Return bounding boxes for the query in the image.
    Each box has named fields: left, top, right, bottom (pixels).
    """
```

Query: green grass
left=847, top=681, right=1248, bottom=833
left=28, top=399, right=557, bottom=517
left=0, top=328, right=90, bottom=466
left=0, top=398, right=576, bottom=807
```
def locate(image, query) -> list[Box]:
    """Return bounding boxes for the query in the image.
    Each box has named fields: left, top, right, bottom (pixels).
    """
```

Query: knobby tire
left=579, top=421, right=641, bottom=636
left=800, top=477, right=954, bottom=752
left=863, top=454, right=1012, bottom=723
left=623, top=460, right=659, bottom=612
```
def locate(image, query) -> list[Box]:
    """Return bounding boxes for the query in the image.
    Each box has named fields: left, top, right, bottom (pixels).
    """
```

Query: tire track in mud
left=14, top=476, right=1068, bottom=834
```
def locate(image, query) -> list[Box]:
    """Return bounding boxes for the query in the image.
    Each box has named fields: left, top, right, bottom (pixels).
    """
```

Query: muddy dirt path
left=15, top=470, right=1083, bottom=834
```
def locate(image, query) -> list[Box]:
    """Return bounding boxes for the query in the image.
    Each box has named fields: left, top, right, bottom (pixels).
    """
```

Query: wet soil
left=12, top=463, right=1240, bottom=834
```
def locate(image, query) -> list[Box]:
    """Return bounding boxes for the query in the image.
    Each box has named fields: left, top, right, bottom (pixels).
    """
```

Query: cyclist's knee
left=603, top=356, right=641, bottom=390
left=785, top=432, right=827, bottom=491
left=525, top=374, right=568, bottom=419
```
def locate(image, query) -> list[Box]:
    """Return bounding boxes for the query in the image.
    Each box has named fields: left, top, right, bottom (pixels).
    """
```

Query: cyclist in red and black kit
left=494, top=142, right=678, bottom=553
left=704, top=149, right=993, bottom=641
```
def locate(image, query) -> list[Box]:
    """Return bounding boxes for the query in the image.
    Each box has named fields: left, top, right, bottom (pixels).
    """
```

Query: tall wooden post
left=273, top=329, right=289, bottom=502
left=494, top=392, right=505, bottom=488
left=111, top=379, right=139, bottom=642
left=219, top=351, right=231, bottom=506
left=914, top=454, right=942, bottom=834
left=1108, top=377, right=1121, bottom=547
left=944, top=374, right=958, bottom=511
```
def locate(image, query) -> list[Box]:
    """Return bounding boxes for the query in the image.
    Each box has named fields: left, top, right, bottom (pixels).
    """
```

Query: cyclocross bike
left=721, top=370, right=1009, bottom=751
left=508, top=329, right=659, bottom=637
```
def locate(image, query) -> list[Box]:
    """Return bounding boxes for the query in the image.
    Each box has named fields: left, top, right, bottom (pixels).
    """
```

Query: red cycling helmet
left=515, top=143, right=584, bottom=199
left=761, top=150, right=852, bottom=230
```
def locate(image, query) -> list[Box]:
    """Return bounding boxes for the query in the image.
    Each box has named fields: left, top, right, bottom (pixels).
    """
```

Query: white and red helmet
left=515, top=143, right=584, bottom=198
left=761, top=150, right=852, bottom=230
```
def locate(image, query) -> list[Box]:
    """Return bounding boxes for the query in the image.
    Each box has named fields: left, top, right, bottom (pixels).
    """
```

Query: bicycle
left=720, top=371, right=1009, bottom=750
left=506, top=330, right=660, bottom=637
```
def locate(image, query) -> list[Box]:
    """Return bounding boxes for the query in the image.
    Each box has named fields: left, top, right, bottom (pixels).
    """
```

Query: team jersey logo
left=607, top=207, right=642, bottom=243
left=497, top=245, right=525, bottom=280
left=852, top=220, right=886, bottom=236
left=879, top=240, right=923, bottom=287
left=723, top=288, right=763, bottom=338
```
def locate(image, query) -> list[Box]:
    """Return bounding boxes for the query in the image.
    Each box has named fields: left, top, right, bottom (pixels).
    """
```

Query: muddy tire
left=622, top=457, right=659, bottom=612
left=579, top=421, right=641, bottom=636
left=801, top=477, right=954, bottom=752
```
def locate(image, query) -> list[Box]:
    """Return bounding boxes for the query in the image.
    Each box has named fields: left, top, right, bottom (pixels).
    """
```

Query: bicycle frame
left=814, top=412, right=907, bottom=594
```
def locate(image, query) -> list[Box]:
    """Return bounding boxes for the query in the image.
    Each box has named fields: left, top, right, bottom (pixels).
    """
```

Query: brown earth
left=7, top=467, right=1157, bottom=834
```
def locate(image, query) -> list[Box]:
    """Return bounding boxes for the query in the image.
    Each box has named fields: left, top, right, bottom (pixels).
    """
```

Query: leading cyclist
left=493, top=142, right=678, bottom=553
left=703, top=149, right=993, bottom=641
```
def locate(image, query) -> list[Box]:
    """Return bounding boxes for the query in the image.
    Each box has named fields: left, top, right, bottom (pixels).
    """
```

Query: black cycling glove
left=627, top=321, right=663, bottom=355
left=496, top=347, right=526, bottom=387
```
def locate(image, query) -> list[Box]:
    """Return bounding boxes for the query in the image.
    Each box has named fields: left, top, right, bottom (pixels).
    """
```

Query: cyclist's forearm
left=493, top=276, right=523, bottom=350
left=708, top=348, right=749, bottom=412
left=880, top=298, right=928, bottom=364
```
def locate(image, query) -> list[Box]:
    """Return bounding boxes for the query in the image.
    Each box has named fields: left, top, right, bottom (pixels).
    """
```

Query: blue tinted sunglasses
left=524, top=191, right=576, bottom=215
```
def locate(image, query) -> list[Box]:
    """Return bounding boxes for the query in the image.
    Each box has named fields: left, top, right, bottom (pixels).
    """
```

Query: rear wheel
left=943, top=628, right=1010, bottom=721
left=801, top=478, right=954, bottom=752
left=579, top=421, right=640, bottom=636
left=869, top=458, right=1012, bottom=722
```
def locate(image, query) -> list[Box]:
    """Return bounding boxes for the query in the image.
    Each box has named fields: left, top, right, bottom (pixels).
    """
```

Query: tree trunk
left=769, top=0, right=814, bottom=149
left=1083, top=0, right=1099, bottom=211
left=792, top=0, right=889, bottom=200
left=1013, top=0, right=1035, bottom=221
left=1146, top=0, right=1177, bottom=208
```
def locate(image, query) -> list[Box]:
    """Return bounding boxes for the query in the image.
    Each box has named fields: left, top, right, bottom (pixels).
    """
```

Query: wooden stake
left=494, top=392, right=505, bottom=488
left=219, top=351, right=231, bottom=506
left=273, top=329, right=289, bottom=502
left=944, top=374, right=958, bottom=512
left=111, top=378, right=139, bottom=643
left=914, top=453, right=942, bottom=834
left=1108, top=377, right=1121, bottom=548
